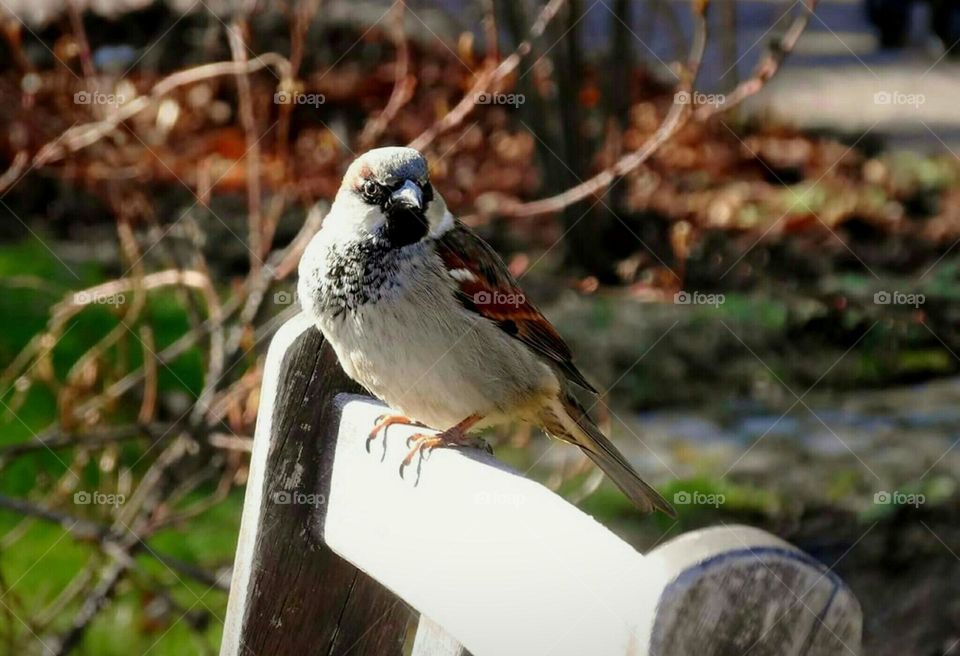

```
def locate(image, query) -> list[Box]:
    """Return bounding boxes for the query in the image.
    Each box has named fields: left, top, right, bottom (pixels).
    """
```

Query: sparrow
left=298, top=146, right=674, bottom=516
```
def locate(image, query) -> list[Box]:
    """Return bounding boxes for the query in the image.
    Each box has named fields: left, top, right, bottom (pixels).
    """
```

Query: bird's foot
left=399, top=414, right=483, bottom=477
left=366, top=414, right=424, bottom=452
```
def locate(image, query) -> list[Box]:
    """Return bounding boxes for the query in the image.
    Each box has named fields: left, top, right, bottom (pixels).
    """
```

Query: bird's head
left=327, top=147, right=452, bottom=246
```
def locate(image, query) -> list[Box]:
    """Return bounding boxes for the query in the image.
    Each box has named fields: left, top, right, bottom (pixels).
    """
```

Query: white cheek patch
left=324, top=192, right=387, bottom=242
left=436, top=209, right=454, bottom=235
left=428, top=207, right=455, bottom=238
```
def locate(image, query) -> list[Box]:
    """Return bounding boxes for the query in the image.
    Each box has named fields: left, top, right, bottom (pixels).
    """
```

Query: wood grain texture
left=411, top=616, right=470, bottom=656
left=220, top=313, right=413, bottom=656
left=642, top=526, right=862, bottom=656
left=222, top=314, right=862, bottom=656
left=322, top=396, right=862, bottom=656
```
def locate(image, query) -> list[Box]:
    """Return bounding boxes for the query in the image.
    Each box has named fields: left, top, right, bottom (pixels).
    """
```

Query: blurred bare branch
left=359, top=0, right=415, bottom=149
left=476, top=0, right=819, bottom=220
left=227, top=21, right=265, bottom=269
left=409, top=0, right=566, bottom=151
left=0, top=1, right=855, bottom=651
left=33, top=54, right=292, bottom=166
left=695, top=0, right=818, bottom=120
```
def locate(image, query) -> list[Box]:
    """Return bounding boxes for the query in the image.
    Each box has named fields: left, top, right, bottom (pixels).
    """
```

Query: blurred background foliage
left=1, top=0, right=960, bottom=654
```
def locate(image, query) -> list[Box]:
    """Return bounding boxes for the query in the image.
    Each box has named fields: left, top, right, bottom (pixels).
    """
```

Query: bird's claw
left=398, top=430, right=489, bottom=477
left=366, top=414, right=421, bottom=453
left=399, top=433, right=442, bottom=476
left=396, top=414, right=484, bottom=479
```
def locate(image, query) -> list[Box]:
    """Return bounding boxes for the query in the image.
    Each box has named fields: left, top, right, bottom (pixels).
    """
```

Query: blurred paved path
left=738, top=2, right=960, bottom=151
left=479, top=0, right=960, bottom=151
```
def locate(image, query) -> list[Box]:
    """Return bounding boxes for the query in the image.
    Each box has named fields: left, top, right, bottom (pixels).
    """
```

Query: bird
left=298, top=146, right=674, bottom=516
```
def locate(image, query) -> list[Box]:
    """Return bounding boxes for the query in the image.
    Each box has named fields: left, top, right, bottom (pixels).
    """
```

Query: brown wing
left=434, top=222, right=597, bottom=393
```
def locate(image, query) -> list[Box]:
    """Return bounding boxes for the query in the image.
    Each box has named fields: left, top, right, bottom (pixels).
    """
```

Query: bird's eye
left=361, top=180, right=382, bottom=203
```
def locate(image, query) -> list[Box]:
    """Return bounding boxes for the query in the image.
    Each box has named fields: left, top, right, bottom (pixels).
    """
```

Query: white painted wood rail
left=220, top=313, right=862, bottom=656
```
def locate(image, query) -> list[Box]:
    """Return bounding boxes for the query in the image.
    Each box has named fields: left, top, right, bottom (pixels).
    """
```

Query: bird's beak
left=390, top=180, right=423, bottom=211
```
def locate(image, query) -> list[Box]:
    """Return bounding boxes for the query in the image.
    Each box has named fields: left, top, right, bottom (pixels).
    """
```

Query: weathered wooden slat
left=640, top=526, right=862, bottom=656
left=323, top=394, right=666, bottom=655
left=222, top=313, right=862, bottom=656
left=410, top=616, right=470, bottom=656
left=220, top=314, right=413, bottom=656
left=319, top=398, right=861, bottom=655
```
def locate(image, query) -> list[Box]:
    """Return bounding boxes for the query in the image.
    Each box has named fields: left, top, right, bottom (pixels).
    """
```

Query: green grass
left=0, top=492, right=241, bottom=655
left=0, top=236, right=234, bottom=654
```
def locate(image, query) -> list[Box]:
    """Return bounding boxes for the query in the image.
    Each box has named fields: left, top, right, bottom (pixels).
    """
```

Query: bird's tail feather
left=543, top=395, right=676, bottom=517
